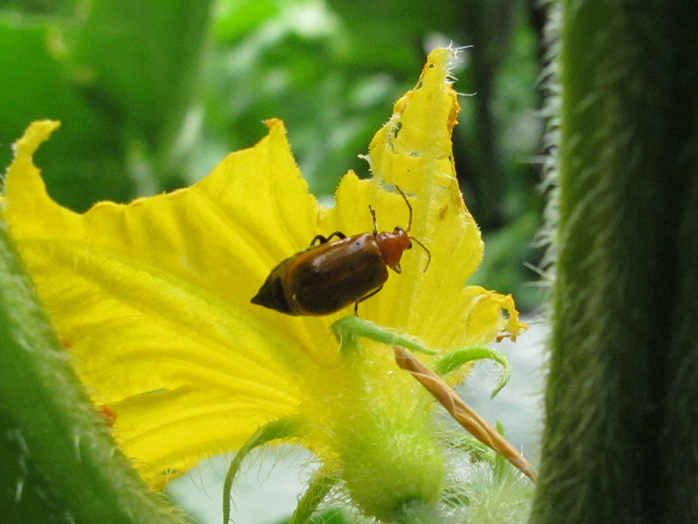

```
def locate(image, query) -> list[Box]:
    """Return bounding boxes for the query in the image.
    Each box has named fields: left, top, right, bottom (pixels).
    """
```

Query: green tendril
left=222, top=417, right=306, bottom=524
left=288, top=467, right=341, bottom=524
left=433, top=346, right=511, bottom=397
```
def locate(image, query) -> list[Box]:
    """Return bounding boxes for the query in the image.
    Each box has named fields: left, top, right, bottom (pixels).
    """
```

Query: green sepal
left=449, top=433, right=497, bottom=463
left=493, top=421, right=509, bottom=481
left=333, top=316, right=511, bottom=396
left=332, top=316, right=436, bottom=355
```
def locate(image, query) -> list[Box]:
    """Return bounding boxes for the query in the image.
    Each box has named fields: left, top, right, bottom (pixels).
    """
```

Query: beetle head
left=372, top=186, right=432, bottom=273
left=376, top=227, right=411, bottom=273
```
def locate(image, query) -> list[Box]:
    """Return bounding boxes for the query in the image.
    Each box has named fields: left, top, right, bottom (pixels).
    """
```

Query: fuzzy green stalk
left=0, top=218, right=187, bottom=523
left=331, top=318, right=446, bottom=522
left=532, top=2, right=698, bottom=523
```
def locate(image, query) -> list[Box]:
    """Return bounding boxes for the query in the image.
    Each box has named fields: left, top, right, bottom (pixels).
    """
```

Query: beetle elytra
left=251, top=186, right=430, bottom=316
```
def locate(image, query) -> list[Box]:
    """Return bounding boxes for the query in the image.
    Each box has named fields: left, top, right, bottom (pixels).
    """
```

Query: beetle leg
left=353, top=285, right=384, bottom=315
left=311, top=232, right=346, bottom=246
left=310, top=234, right=328, bottom=245
left=327, top=232, right=347, bottom=242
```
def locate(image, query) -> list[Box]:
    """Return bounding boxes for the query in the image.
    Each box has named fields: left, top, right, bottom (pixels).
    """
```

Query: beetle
left=251, top=186, right=431, bottom=316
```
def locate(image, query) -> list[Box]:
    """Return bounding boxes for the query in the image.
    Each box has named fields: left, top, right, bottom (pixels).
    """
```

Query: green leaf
left=68, top=1, right=213, bottom=162
left=214, top=0, right=280, bottom=41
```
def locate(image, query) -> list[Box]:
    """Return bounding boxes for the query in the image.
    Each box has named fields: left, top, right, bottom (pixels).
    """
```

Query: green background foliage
left=0, top=0, right=546, bottom=310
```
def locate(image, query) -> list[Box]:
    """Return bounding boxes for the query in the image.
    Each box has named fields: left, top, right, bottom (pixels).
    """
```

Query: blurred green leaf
left=327, top=0, right=460, bottom=69
left=68, top=2, right=212, bottom=165
left=0, top=0, right=213, bottom=211
left=214, top=0, right=280, bottom=41
left=0, top=16, right=132, bottom=211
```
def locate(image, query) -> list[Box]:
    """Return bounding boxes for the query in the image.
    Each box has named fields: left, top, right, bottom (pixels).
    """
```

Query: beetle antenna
left=394, top=185, right=413, bottom=232
left=393, top=186, right=429, bottom=271
left=368, top=205, right=378, bottom=235
left=410, top=235, right=431, bottom=272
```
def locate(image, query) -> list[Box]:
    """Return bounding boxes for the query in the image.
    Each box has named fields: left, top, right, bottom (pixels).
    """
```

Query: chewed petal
left=368, top=48, right=461, bottom=195
left=454, top=287, right=529, bottom=346
left=319, top=49, right=485, bottom=337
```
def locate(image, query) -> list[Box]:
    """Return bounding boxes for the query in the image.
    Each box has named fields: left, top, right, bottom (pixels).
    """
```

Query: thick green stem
left=532, top=2, right=698, bottom=523
left=0, top=218, right=187, bottom=524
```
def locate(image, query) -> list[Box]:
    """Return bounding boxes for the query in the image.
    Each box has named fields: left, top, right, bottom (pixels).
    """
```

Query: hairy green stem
left=288, top=467, right=340, bottom=524
left=532, top=2, right=698, bottom=523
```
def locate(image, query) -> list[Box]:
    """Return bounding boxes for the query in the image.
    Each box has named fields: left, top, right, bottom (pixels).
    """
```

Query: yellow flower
left=3, top=48, right=526, bottom=520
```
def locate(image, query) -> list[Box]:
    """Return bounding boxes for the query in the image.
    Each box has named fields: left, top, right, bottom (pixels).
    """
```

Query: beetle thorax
left=375, top=227, right=412, bottom=271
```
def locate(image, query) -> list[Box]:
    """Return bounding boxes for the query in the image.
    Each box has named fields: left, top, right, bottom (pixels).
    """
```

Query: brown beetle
left=251, top=186, right=430, bottom=316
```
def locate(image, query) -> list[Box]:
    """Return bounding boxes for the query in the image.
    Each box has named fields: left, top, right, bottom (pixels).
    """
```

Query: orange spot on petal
left=98, top=405, right=117, bottom=427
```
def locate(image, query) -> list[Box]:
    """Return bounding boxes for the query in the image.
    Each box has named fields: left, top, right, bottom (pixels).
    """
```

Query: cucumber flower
left=3, top=48, right=527, bottom=522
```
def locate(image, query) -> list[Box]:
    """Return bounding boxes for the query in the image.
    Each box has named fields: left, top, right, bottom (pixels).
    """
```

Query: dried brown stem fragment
left=393, top=346, right=537, bottom=483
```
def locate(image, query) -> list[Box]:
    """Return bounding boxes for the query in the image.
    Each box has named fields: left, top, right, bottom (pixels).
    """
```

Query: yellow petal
left=4, top=119, right=329, bottom=484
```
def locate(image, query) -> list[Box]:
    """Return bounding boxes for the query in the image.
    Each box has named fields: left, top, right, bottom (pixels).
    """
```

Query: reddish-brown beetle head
left=375, top=227, right=412, bottom=273
left=372, top=186, right=431, bottom=273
